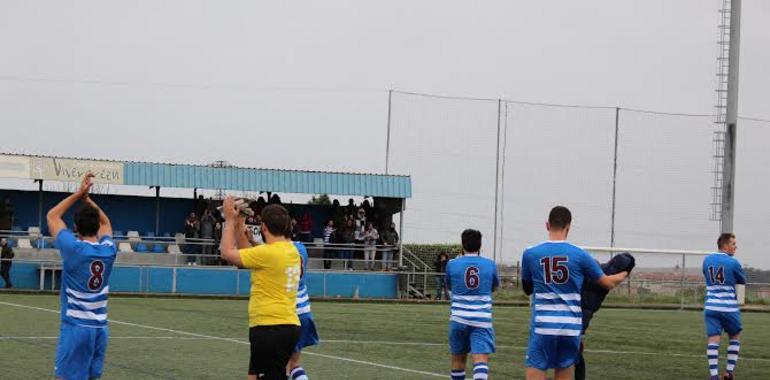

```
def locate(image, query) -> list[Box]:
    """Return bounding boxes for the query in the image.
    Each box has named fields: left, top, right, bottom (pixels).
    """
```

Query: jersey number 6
left=540, top=256, right=569, bottom=284
left=465, top=266, right=480, bottom=289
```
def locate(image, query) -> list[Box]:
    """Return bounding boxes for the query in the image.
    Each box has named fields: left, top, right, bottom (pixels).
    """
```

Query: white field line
left=0, top=301, right=447, bottom=378
left=3, top=302, right=770, bottom=365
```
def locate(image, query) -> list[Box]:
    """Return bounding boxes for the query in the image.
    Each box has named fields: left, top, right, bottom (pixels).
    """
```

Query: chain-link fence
left=387, top=90, right=770, bottom=274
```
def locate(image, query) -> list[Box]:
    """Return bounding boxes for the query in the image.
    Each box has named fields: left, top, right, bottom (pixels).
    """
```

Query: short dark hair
left=548, top=206, right=572, bottom=230
left=74, top=204, right=100, bottom=237
left=461, top=229, right=482, bottom=253
left=260, top=204, right=291, bottom=237
left=717, top=233, right=735, bottom=250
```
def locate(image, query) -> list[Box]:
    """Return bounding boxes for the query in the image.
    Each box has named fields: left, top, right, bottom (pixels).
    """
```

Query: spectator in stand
left=362, top=222, right=379, bottom=271
left=183, top=212, right=200, bottom=265
left=337, top=219, right=355, bottom=270
left=298, top=212, right=313, bottom=243
left=0, top=197, right=13, bottom=230
left=346, top=198, right=356, bottom=218
left=200, top=208, right=217, bottom=264
left=322, top=220, right=336, bottom=269
left=246, top=215, right=263, bottom=245
left=290, top=218, right=299, bottom=241
left=434, top=252, right=450, bottom=300
left=1, top=238, right=14, bottom=288
left=380, top=222, right=399, bottom=271
left=353, top=212, right=365, bottom=266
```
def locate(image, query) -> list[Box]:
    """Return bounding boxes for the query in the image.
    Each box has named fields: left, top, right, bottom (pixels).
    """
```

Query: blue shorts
left=705, top=310, right=742, bottom=337
left=294, top=314, right=320, bottom=352
left=448, top=321, right=495, bottom=355
left=55, top=322, right=109, bottom=380
left=526, top=332, right=580, bottom=370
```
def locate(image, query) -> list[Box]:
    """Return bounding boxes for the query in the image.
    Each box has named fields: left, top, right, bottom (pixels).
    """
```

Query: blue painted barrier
left=3, top=262, right=399, bottom=299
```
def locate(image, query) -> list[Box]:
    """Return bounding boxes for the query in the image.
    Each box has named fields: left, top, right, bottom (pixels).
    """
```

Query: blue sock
left=726, top=339, right=740, bottom=373
left=473, top=362, right=488, bottom=380
left=290, top=366, right=308, bottom=380
left=707, top=343, right=719, bottom=378
left=451, top=369, right=465, bottom=380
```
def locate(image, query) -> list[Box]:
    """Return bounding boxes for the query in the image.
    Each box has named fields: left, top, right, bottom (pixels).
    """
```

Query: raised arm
left=219, top=197, right=244, bottom=267
left=83, top=195, right=112, bottom=238
left=47, top=173, right=93, bottom=237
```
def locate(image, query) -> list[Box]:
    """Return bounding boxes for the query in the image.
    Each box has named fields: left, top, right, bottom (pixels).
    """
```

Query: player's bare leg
left=525, top=367, right=547, bottom=380
left=247, top=374, right=257, bottom=380
left=451, top=354, right=467, bottom=380
left=554, top=366, right=575, bottom=380
left=287, top=352, right=309, bottom=380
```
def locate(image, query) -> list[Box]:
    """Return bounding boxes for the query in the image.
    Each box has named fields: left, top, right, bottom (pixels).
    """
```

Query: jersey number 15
left=540, top=256, right=569, bottom=284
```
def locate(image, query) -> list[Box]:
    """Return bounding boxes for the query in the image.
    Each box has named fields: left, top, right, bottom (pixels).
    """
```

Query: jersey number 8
left=88, top=260, right=105, bottom=290
left=540, top=256, right=569, bottom=284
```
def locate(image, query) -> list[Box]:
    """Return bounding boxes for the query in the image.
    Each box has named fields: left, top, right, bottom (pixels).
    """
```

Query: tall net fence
left=389, top=91, right=770, bottom=273
left=389, top=92, right=499, bottom=244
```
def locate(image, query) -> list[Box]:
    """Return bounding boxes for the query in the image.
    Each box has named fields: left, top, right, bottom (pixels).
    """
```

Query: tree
left=308, top=194, right=331, bottom=206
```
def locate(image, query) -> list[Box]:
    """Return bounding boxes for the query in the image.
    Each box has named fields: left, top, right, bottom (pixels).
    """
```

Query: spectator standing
left=433, top=253, right=450, bottom=300
left=322, top=220, right=336, bottom=270
left=183, top=212, right=200, bottom=265
left=380, top=223, right=399, bottom=271
left=298, top=212, right=313, bottom=243
left=337, top=219, right=355, bottom=270
left=200, top=209, right=217, bottom=264
left=362, top=222, right=379, bottom=271
left=1, top=238, right=13, bottom=288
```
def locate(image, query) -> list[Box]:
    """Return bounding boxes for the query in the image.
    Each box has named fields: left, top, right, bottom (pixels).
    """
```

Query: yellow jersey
left=239, top=241, right=301, bottom=327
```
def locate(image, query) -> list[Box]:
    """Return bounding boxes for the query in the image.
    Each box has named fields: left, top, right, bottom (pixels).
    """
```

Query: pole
left=720, top=0, right=741, bottom=233
left=610, top=107, right=620, bottom=248
left=37, top=179, right=43, bottom=229
left=155, top=186, right=161, bottom=235
left=398, top=198, right=405, bottom=268
left=492, top=99, right=502, bottom=263
left=385, top=89, right=393, bottom=174
left=680, top=254, right=686, bottom=309
left=499, top=101, right=509, bottom=263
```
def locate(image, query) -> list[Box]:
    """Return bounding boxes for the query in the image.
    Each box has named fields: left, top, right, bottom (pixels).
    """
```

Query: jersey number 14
left=708, top=266, right=725, bottom=284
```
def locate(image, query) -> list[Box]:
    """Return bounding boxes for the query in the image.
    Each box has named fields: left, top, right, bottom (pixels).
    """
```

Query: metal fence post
left=680, top=254, right=686, bottom=309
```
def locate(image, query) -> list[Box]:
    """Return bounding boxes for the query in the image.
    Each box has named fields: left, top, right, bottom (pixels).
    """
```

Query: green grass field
left=1, top=293, right=769, bottom=379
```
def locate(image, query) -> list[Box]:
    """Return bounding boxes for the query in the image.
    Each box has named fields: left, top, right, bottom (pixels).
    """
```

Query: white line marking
left=0, top=301, right=447, bottom=378
left=3, top=301, right=770, bottom=365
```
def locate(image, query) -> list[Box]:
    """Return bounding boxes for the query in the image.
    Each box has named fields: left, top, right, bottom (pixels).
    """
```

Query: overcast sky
left=1, top=1, right=769, bottom=268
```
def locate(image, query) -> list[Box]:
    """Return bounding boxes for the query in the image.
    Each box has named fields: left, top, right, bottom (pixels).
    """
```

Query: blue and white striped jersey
left=445, top=254, right=499, bottom=329
left=702, top=252, right=746, bottom=313
left=521, top=241, right=604, bottom=337
left=56, top=229, right=117, bottom=328
left=293, top=241, right=312, bottom=317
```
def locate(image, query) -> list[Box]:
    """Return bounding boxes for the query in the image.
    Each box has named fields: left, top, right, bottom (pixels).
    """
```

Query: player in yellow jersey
left=219, top=197, right=302, bottom=380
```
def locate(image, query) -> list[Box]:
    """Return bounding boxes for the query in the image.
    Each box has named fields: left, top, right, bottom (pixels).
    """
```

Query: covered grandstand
left=0, top=153, right=414, bottom=298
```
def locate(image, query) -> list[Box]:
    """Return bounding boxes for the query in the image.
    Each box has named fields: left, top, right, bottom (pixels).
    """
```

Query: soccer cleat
left=723, top=372, right=734, bottom=380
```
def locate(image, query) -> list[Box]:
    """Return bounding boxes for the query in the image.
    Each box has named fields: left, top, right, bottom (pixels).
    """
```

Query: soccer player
left=46, top=173, right=117, bottom=380
left=445, top=229, right=498, bottom=380
left=703, top=233, right=746, bottom=380
left=520, top=206, right=628, bottom=380
left=219, top=198, right=302, bottom=380
left=286, top=240, right=320, bottom=380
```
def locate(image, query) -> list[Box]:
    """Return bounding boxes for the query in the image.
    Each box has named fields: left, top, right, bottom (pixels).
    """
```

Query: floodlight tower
left=711, top=0, right=741, bottom=233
